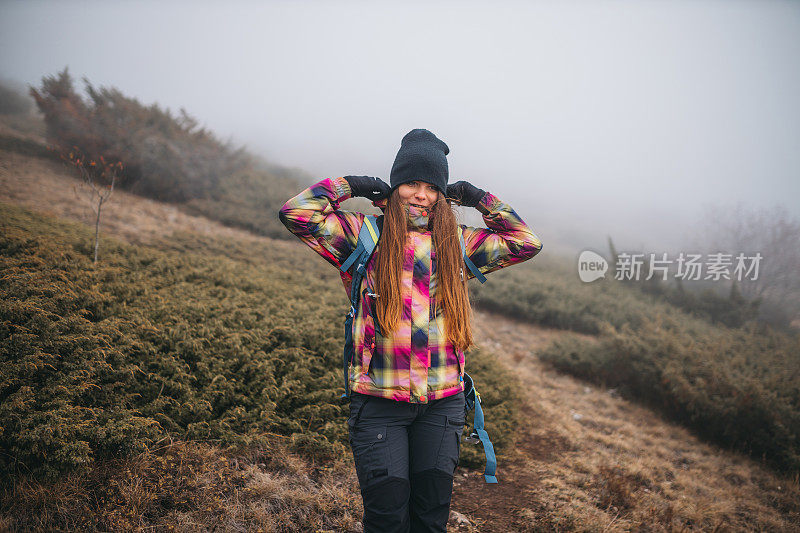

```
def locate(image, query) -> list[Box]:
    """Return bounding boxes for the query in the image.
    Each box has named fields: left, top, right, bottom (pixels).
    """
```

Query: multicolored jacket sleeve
left=460, top=191, right=543, bottom=279
left=278, top=176, right=362, bottom=271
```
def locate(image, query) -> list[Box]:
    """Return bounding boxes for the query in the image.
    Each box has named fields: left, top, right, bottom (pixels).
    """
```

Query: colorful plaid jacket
left=278, top=176, right=542, bottom=404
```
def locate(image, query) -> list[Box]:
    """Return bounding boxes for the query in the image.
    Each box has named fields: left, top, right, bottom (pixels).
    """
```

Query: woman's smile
left=397, top=180, right=439, bottom=209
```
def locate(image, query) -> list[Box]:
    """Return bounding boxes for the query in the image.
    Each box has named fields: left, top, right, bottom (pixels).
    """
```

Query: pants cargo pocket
left=436, top=417, right=465, bottom=475
left=349, top=423, right=390, bottom=489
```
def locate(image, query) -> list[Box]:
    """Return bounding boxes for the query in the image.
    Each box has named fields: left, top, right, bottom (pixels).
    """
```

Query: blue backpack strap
left=471, top=389, right=498, bottom=483
left=341, top=215, right=380, bottom=273
left=463, top=372, right=498, bottom=483
left=458, top=226, right=487, bottom=284
left=339, top=215, right=381, bottom=398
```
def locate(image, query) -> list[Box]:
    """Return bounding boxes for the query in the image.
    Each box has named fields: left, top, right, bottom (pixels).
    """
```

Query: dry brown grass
left=1, top=437, right=363, bottom=532
left=2, top=142, right=799, bottom=531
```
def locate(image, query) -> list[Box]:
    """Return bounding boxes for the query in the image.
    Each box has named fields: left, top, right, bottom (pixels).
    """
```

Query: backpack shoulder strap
left=340, top=215, right=381, bottom=275
left=339, top=215, right=382, bottom=399
left=458, top=226, right=487, bottom=284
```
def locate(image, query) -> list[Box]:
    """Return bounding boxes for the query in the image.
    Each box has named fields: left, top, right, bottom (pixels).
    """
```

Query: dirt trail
left=451, top=312, right=799, bottom=531
left=2, top=147, right=798, bottom=532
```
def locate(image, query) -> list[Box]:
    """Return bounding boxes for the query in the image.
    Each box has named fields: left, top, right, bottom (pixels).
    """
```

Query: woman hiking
left=278, top=128, right=542, bottom=532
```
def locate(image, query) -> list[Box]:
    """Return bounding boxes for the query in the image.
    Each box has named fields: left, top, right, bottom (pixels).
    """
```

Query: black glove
left=446, top=181, right=485, bottom=207
left=344, top=175, right=391, bottom=201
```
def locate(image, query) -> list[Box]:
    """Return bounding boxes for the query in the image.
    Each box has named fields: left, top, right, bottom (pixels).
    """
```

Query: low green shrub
left=539, top=314, right=800, bottom=473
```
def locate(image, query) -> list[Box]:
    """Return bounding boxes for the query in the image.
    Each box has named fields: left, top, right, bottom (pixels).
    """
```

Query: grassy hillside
left=2, top=165, right=799, bottom=530
left=2, top=120, right=798, bottom=478
left=0, top=201, right=521, bottom=481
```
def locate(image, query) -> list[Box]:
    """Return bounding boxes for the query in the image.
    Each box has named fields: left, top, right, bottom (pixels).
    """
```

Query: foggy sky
left=2, top=0, right=799, bottom=257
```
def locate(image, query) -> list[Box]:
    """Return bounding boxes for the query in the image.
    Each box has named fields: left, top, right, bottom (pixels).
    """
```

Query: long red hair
left=373, top=190, right=475, bottom=351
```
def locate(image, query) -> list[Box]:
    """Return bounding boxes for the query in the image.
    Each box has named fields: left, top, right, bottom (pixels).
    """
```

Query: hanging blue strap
left=471, top=391, right=498, bottom=483
left=463, top=372, right=498, bottom=483
left=458, top=227, right=487, bottom=284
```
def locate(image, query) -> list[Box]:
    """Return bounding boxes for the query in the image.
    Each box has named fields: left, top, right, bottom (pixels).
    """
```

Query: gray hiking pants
left=348, top=391, right=466, bottom=533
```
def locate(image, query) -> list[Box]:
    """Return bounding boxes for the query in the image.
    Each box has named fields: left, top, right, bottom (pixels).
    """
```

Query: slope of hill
left=2, top=147, right=799, bottom=531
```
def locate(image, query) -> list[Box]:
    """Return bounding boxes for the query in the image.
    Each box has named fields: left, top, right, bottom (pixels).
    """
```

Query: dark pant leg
left=348, top=393, right=415, bottom=533
left=408, top=392, right=466, bottom=533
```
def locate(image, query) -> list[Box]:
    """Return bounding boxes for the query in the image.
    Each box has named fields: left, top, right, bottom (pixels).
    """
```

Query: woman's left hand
left=446, top=181, right=486, bottom=207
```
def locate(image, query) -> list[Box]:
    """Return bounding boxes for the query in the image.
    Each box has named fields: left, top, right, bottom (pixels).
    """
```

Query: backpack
left=339, top=214, right=498, bottom=483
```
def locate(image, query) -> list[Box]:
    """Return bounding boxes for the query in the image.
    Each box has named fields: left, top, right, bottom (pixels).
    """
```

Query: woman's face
left=396, top=180, right=440, bottom=209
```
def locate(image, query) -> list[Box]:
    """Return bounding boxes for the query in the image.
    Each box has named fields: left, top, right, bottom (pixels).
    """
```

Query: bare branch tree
left=61, top=147, right=123, bottom=264
left=694, top=201, right=800, bottom=328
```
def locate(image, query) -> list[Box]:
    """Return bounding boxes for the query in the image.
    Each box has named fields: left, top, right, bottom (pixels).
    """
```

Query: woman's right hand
left=344, top=176, right=391, bottom=201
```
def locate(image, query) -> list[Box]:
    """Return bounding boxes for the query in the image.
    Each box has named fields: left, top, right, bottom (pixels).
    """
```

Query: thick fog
left=2, top=0, right=798, bottom=257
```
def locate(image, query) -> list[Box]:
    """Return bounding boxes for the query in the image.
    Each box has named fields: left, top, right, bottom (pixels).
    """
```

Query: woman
left=278, top=129, right=542, bottom=532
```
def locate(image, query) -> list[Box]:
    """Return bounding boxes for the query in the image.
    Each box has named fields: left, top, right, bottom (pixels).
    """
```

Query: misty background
left=1, top=0, right=798, bottom=258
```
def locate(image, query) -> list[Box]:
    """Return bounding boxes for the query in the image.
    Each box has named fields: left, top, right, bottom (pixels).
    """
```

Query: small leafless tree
left=62, top=147, right=123, bottom=264
left=693, top=202, right=800, bottom=328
